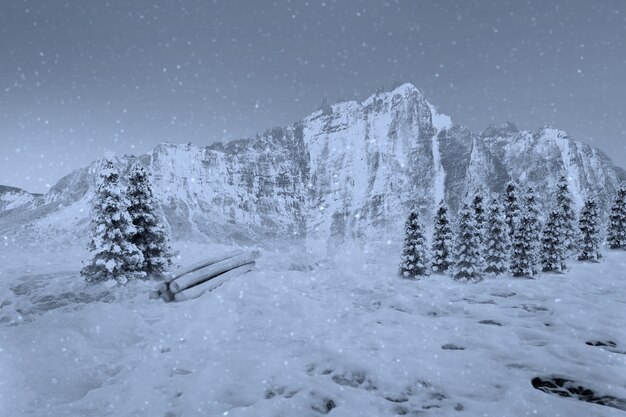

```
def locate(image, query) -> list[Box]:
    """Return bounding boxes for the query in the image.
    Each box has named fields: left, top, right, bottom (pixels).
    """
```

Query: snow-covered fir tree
left=399, top=209, right=430, bottom=278
left=431, top=200, right=454, bottom=273
left=503, top=180, right=521, bottom=242
left=607, top=184, right=626, bottom=250
left=555, top=176, right=578, bottom=253
left=81, top=159, right=144, bottom=284
left=452, top=204, right=482, bottom=281
left=126, top=162, right=172, bottom=277
left=483, top=197, right=510, bottom=275
left=541, top=208, right=567, bottom=272
left=578, top=197, right=602, bottom=262
left=471, top=191, right=486, bottom=243
left=510, top=188, right=541, bottom=277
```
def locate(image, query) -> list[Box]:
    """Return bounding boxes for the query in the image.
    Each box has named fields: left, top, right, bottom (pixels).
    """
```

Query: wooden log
left=169, top=250, right=260, bottom=293
left=173, top=262, right=255, bottom=302
left=165, top=249, right=244, bottom=283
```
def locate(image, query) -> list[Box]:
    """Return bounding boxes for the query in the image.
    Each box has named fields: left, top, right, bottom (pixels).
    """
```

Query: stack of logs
left=150, top=250, right=260, bottom=302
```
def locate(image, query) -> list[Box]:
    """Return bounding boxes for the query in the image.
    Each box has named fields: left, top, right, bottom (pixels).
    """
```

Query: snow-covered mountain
left=1, top=83, right=624, bottom=244
left=0, top=186, right=41, bottom=213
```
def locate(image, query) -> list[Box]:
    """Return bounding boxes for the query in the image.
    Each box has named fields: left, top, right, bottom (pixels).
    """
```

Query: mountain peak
left=389, top=82, right=421, bottom=96
left=482, top=121, right=519, bottom=138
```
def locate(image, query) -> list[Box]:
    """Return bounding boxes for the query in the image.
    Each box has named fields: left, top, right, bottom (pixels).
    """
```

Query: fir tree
left=452, top=204, right=482, bottom=280
left=81, top=159, right=144, bottom=284
left=555, top=176, right=578, bottom=253
left=510, top=188, right=540, bottom=277
left=399, top=210, right=430, bottom=278
left=126, top=162, right=172, bottom=277
left=607, top=184, right=626, bottom=249
left=578, top=198, right=602, bottom=262
left=503, top=180, right=521, bottom=242
left=483, top=197, right=510, bottom=275
left=541, top=208, right=567, bottom=272
left=471, top=191, right=486, bottom=243
left=431, top=200, right=454, bottom=273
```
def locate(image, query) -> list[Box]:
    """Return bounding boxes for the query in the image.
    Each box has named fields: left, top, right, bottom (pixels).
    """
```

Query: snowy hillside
left=0, top=186, right=40, bottom=213
left=1, top=242, right=625, bottom=416
left=1, top=84, right=624, bottom=246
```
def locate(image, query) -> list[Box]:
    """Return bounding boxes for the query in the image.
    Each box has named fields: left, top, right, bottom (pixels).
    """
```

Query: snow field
left=1, top=242, right=625, bottom=416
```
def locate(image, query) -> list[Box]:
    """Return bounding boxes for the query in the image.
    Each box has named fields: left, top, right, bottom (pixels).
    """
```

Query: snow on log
left=173, top=262, right=255, bottom=302
left=165, top=249, right=244, bottom=283
left=169, top=250, right=260, bottom=293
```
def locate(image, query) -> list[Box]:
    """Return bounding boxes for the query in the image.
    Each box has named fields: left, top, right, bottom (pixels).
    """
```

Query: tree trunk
left=165, top=249, right=244, bottom=282
left=173, top=262, right=255, bottom=302
left=169, top=250, right=260, bottom=293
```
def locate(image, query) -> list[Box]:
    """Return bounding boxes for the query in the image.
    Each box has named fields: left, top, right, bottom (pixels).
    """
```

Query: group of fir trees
left=398, top=177, right=626, bottom=281
left=81, top=159, right=171, bottom=285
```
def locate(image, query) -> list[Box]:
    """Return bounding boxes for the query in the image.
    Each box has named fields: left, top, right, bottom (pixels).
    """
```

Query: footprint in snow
left=478, top=320, right=502, bottom=326
left=531, top=376, right=626, bottom=411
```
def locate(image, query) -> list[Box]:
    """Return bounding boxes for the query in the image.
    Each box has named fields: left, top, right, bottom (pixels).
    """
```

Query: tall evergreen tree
left=452, top=204, right=482, bottom=280
left=126, top=162, right=172, bottom=277
left=541, top=208, right=567, bottom=272
left=483, top=197, right=510, bottom=275
left=431, top=200, right=454, bottom=273
left=510, top=188, right=540, bottom=277
left=81, top=159, right=144, bottom=284
left=503, top=180, right=521, bottom=242
left=399, top=210, right=430, bottom=278
left=471, top=191, right=486, bottom=243
left=578, top=198, right=602, bottom=262
left=555, top=176, right=578, bottom=253
left=607, top=184, right=626, bottom=250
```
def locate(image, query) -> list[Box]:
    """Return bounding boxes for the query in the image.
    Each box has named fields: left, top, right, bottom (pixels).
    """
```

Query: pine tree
left=510, top=188, right=540, bottom=277
left=452, top=204, right=482, bottom=280
left=471, top=191, right=486, bottom=243
left=607, top=184, right=626, bottom=250
left=483, top=197, right=510, bottom=275
left=555, top=176, right=578, bottom=253
left=399, top=210, right=430, bottom=278
left=503, top=180, right=521, bottom=242
left=127, top=162, right=172, bottom=277
left=431, top=201, right=454, bottom=273
left=81, top=159, right=144, bottom=284
left=541, top=208, right=567, bottom=272
left=578, top=198, right=602, bottom=262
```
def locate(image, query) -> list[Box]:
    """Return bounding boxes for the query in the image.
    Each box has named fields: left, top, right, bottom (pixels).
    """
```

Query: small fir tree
left=607, top=184, right=626, bottom=250
left=555, top=176, right=578, bottom=253
left=452, top=204, right=482, bottom=281
left=431, top=200, right=454, bottom=273
left=483, top=197, right=510, bottom=275
left=399, top=210, right=430, bottom=278
left=524, top=187, right=542, bottom=247
left=503, top=180, right=521, bottom=242
left=541, top=208, right=567, bottom=272
left=81, top=159, right=144, bottom=284
left=510, top=188, right=541, bottom=277
left=578, top=198, right=602, bottom=262
left=126, top=162, right=172, bottom=277
left=471, top=191, right=486, bottom=244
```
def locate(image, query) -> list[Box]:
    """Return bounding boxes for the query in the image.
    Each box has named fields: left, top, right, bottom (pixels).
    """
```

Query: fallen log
left=169, top=250, right=260, bottom=293
left=165, top=249, right=244, bottom=283
left=173, top=262, right=255, bottom=302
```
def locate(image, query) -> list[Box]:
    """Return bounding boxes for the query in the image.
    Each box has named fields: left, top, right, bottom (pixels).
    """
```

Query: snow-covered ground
left=1, top=241, right=626, bottom=417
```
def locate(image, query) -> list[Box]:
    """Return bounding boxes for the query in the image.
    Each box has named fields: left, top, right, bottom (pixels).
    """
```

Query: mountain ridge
left=1, top=83, right=624, bottom=246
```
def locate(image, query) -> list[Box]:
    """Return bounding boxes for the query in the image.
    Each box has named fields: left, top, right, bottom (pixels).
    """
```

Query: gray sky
left=1, top=0, right=625, bottom=193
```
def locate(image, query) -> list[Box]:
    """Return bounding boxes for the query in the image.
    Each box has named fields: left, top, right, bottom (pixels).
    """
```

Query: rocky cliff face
left=1, top=83, right=624, bottom=245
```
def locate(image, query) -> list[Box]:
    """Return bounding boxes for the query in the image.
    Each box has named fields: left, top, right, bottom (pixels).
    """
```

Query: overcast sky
left=1, top=0, right=625, bottom=193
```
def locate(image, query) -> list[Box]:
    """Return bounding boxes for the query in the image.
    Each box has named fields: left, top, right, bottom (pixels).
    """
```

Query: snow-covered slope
left=2, top=242, right=625, bottom=417
left=1, top=83, right=624, bottom=245
left=0, top=186, right=40, bottom=213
